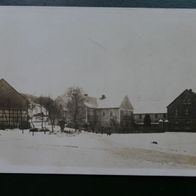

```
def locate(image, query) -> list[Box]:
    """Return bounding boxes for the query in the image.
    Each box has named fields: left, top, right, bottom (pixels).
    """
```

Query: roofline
left=134, top=112, right=167, bottom=115
left=120, top=108, right=133, bottom=110
left=0, top=107, right=28, bottom=110
left=85, top=105, right=120, bottom=109
left=0, top=79, right=29, bottom=105
left=97, top=107, right=120, bottom=109
left=84, top=104, right=97, bottom=109
left=167, top=89, right=194, bottom=108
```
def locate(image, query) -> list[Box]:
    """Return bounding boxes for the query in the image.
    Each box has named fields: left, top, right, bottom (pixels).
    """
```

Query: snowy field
left=0, top=128, right=196, bottom=175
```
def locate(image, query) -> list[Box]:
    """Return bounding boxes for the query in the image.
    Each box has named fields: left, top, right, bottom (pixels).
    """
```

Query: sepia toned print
left=0, top=6, right=196, bottom=175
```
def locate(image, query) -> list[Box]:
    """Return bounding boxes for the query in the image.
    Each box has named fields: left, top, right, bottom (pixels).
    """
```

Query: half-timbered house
left=0, top=79, right=29, bottom=129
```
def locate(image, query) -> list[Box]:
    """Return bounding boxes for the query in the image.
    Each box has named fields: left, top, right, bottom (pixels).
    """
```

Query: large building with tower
left=84, top=94, right=134, bottom=129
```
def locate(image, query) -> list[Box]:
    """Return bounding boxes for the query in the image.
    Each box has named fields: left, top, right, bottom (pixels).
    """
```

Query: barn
left=167, top=89, right=196, bottom=131
left=0, top=79, right=29, bottom=129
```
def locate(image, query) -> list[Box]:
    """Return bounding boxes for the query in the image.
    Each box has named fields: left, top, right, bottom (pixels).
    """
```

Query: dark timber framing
left=0, top=79, right=29, bottom=129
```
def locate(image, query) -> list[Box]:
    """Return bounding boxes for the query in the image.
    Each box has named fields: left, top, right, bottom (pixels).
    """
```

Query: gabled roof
left=134, top=100, right=168, bottom=113
left=84, top=95, right=134, bottom=110
left=167, top=89, right=196, bottom=108
left=97, top=98, right=119, bottom=109
left=120, top=95, right=134, bottom=110
left=22, top=93, right=38, bottom=103
left=84, top=96, right=98, bottom=108
left=0, top=79, right=29, bottom=109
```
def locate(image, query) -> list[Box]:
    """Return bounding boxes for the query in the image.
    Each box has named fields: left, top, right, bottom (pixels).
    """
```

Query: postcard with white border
left=0, top=6, right=196, bottom=176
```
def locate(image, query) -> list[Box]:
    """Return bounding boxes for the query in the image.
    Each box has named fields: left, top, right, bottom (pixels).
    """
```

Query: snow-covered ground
left=0, top=128, right=196, bottom=175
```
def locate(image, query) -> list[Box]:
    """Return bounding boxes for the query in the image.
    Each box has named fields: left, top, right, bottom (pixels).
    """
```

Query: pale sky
left=0, top=6, right=196, bottom=113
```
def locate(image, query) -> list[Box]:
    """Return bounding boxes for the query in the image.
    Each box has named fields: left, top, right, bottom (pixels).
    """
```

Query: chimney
left=100, top=94, right=106, bottom=100
left=84, top=94, right=88, bottom=97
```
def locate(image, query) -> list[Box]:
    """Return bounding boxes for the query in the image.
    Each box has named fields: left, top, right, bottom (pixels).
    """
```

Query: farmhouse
left=0, top=79, right=29, bottom=129
left=84, top=94, right=134, bottom=128
left=167, top=89, right=196, bottom=131
left=28, top=103, right=48, bottom=128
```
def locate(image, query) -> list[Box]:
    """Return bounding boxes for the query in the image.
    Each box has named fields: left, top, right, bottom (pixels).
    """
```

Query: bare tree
left=36, top=96, right=62, bottom=132
left=28, top=103, right=36, bottom=128
left=144, top=114, right=151, bottom=128
left=110, top=117, right=120, bottom=133
left=47, top=100, right=61, bottom=132
left=65, top=87, right=86, bottom=131
left=88, top=110, right=101, bottom=132
left=36, top=96, right=47, bottom=129
left=41, top=97, right=61, bottom=132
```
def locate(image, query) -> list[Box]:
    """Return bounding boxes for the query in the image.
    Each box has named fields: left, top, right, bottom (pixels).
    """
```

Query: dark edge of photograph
left=0, top=1, right=196, bottom=195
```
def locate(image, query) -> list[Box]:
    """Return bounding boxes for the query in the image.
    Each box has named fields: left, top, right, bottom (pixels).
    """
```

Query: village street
left=0, top=129, right=196, bottom=174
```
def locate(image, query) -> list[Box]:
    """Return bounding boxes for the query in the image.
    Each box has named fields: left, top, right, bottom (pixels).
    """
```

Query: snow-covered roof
left=84, top=95, right=134, bottom=110
left=84, top=96, right=98, bottom=108
left=97, top=99, right=119, bottom=108
left=133, top=100, right=168, bottom=113
left=28, top=103, right=48, bottom=118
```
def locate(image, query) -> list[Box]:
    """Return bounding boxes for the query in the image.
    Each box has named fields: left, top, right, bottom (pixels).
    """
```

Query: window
left=110, top=111, right=113, bottom=117
left=155, top=114, right=158, bottom=119
left=163, top=114, right=166, bottom=118
left=185, top=108, right=189, bottom=115
left=183, top=98, right=191, bottom=105
left=186, top=120, right=191, bottom=125
left=139, top=114, right=142, bottom=119
left=175, top=109, right=178, bottom=116
left=102, top=112, right=105, bottom=116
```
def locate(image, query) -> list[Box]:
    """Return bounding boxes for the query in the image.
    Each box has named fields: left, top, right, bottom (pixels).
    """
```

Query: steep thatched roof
left=0, top=79, right=29, bottom=109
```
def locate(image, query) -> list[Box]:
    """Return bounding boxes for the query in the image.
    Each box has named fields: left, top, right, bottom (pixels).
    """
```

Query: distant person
left=59, top=120, right=65, bottom=133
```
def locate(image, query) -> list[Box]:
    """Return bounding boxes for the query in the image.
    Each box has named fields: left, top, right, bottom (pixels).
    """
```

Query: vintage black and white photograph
left=0, top=6, right=196, bottom=175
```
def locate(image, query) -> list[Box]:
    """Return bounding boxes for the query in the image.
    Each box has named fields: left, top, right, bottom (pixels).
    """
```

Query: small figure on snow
left=151, top=141, right=158, bottom=145
left=58, top=119, right=65, bottom=133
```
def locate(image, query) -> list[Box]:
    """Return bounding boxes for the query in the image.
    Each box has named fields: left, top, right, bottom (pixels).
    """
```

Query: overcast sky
left=0, top=6, right=196, bottom=113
